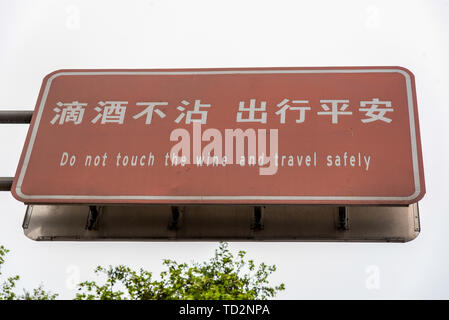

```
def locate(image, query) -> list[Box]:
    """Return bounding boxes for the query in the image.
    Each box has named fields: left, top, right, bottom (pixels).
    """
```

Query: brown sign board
left=12, top=67, right=425, bottom=205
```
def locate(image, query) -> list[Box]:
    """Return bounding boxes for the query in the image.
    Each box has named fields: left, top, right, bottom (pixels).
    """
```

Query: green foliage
left=1, top=242, right=285, bottom=300
left=20, top=284, right=58, bottom=300
left=76, top=242, right=285, bottom=300
left=0, top=245, right=57, bottom=300
left=0, top=245, right=19, bottom=300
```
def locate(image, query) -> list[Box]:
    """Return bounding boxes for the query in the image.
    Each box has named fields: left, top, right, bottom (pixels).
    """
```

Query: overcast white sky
left=0, top=0, right=448, bottom=299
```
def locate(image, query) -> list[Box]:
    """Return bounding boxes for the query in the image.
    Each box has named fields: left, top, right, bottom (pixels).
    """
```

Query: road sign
left=12, top=67, right=425, bottom=204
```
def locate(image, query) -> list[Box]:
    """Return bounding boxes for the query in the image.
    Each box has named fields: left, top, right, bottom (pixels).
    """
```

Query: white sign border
left=15, top=69, right=422, bottom=202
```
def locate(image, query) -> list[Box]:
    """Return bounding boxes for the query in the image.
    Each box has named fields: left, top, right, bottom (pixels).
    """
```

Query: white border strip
left=15, top=69, right=421, bottom=201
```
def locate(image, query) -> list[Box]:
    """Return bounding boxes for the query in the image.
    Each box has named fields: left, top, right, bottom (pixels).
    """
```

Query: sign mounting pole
left=0, top=110, right=33, bottom=191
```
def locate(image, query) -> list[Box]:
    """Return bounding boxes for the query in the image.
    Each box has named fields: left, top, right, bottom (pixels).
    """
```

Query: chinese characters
left=50, top=98, right=394, bottom=125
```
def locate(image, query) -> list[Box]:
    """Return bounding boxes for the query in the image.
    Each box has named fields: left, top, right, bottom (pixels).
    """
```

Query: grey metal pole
left=0, top=110, right=32, bottom=191
left=0, top=177, right=13, bottom=191
left=0, top=111, right=33, bottom=123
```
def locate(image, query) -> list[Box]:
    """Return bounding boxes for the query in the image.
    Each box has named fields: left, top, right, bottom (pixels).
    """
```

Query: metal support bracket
left=337, top=206, right=349, bottom=231
left=86, top=206, right=101, bottom=231
left=22, top=205, right=33, bottom=230
left=251, top=206, right=264, bottom=231
left=168, top=206, right=184, bottom=231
